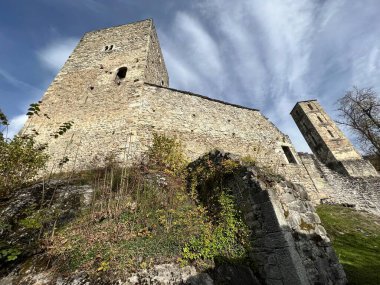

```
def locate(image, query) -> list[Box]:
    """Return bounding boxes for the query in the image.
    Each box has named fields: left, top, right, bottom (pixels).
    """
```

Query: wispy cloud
left=161, top=0, right=380, bottom=152
left=37, top=37, right=78, bottom=73
left=6, top=114, right=28, bottom=139
left=0, top=69, right=42, bottom=93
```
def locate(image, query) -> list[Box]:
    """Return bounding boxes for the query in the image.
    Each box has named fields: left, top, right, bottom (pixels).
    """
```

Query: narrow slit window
left=104, top=46, right=109, bottom=51
left=307, top=103, right=314, bottom=110
left=317, top=116, right=323, bottom=123
left=282, top=146, right=297, bottom=164
left=328, top=130, right=334, bottom=138
left=109, top=45, right=114, bottom=50
left=310, top=135, right=318, bottom=146
left=116, top=67, right=127, bottom=80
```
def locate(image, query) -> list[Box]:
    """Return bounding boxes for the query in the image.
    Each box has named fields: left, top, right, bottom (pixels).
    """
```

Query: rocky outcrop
left=0, top=180, right=94, bottom=278
left=1, top=262, right=263, bottom=285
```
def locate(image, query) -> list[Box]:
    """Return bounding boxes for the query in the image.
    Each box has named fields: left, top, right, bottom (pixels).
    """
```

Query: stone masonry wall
left=27, top=82, right=321, bottom=201
left=299, top=153, right=380, bottom=216
left=198, top=151, right=346, bottom=285
left=145, top=25, right=169, bottom=87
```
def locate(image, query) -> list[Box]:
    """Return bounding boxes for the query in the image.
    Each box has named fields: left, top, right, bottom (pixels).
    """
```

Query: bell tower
left=291, top=100, right=378, bottom=177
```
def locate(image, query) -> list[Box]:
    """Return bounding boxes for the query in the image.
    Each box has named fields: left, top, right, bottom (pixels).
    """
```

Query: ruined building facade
left=22, top=19, right=380, bottom=285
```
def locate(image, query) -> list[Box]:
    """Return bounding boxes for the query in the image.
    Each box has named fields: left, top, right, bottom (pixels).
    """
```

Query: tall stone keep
left=291, top=100, right=378, bottom=177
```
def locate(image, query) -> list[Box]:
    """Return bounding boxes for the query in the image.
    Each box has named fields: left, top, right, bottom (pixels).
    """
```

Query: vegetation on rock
left=44, top=135, right=251, bottom=278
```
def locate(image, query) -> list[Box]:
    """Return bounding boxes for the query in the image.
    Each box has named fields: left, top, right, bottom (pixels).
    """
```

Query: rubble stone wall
left=299, top=153, right=380, bottom=216
left=208, top=152, right=346, bottom=285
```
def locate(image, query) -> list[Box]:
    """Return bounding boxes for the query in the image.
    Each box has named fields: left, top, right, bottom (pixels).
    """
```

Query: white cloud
left=160, top=0, right=380, bottom=153
left=6, top=114, right=28, bottom=139
left=37, top=37, right=78, bottom=72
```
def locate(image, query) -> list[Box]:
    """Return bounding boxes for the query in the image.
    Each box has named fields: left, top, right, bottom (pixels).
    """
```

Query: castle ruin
left=21, top=19, right=380, bottom=285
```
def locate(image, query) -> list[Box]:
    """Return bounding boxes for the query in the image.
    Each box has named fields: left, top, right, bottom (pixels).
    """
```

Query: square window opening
left=282, top=146, right=297, bottom=164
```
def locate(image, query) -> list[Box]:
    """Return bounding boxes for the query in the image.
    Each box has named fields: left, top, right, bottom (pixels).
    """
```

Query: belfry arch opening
left=115, top=67, right=127, bottom=83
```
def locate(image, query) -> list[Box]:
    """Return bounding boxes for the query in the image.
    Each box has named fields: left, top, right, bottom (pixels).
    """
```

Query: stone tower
left=23, top=19, right=170, bottom=170
left=291, top=100, right=378, bottom=177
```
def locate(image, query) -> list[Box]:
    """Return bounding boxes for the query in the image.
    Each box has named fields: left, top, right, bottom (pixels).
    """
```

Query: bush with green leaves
left=0, top=107, right=48, bottom=194
left=148, top=133, right=188, bottom=175
left=182, top=192, right=250, bottom=263
left=0, top=103, right=76, bottom=194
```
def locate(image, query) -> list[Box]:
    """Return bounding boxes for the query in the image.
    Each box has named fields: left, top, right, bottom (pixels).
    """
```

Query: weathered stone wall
left=299, top=153, right=380, bottom=216
left=291, top=100, right=378, bottom=177
left=200, top=151, right=346, bottom=285
left=28, top=80, right=321, bottom=201
left=145, top=25, right=169, bottom=87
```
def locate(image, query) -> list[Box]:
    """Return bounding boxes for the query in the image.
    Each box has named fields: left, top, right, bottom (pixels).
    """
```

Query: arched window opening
left=104, top=46, right=109, bottom=51
left=308, top=103, right=314, bottom=110
left=317, top=116, right=323, bottom=123
left=115, top=67, right=128, bottom=84
left=109, top=45, right=114, bottom=50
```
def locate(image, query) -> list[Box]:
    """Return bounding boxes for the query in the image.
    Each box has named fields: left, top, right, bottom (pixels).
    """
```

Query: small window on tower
left=116, top=67, right=127, bottom=80
left=328, top=130, right=334, bottom=138
left=308, top=103, right=314, bottom=110
left=282, top=146, right=297, bottom=164
left=310, top=135, right=318, bottom=146
left=317, top=116, right=323, bottom=123
left=104, top=46, right=109, bottom=51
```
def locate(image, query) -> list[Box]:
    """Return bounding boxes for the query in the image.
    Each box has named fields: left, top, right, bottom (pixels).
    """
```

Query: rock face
left=1, top=263, right=261, bottom=285
left=0, top=180, right=94, bottom=280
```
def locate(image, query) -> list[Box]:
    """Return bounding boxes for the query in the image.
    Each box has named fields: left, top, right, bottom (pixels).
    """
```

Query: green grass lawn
left=317, top=205, right=380, bottom=285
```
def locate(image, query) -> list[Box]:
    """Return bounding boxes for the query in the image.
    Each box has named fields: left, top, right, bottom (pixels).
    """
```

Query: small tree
left=0, top=108, right=48, bottom=195
left=336, top=87, right=380, bottom=160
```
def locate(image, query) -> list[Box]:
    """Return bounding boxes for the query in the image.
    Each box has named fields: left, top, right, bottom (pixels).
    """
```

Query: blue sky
left=1, top=0, right=380, bottom=152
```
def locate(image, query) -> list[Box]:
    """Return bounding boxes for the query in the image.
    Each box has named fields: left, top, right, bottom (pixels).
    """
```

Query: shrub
left=0, top=108, right=48, bottom=194
left=182, top=192, right=250, bottom=263
left=148, top=133, right=188, bottom=176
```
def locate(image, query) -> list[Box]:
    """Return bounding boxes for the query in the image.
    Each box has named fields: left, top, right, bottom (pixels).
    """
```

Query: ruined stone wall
left=27, top=79, right=321, bottom=202
left=299, top=153, right=380, bottom=216
left=199, top=152, right=346, bottom=285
